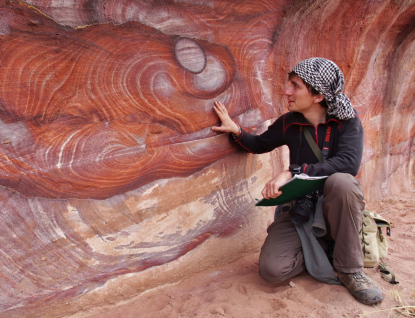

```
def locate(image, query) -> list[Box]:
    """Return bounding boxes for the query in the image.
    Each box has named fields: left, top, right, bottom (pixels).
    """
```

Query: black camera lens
left=290, top=195, right=315, bottom=225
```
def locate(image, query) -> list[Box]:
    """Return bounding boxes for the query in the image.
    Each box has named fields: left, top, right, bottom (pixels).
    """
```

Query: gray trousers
left=259, top=173, right=365, bottom=283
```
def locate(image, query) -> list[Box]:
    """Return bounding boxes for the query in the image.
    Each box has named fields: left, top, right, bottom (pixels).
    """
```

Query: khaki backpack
left=360, top=211, right=398, bottom=284
left=360, top=211, right=390, bottom=268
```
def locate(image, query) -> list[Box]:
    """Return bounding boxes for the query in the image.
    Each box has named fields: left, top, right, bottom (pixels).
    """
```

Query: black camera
left=287, top=164, right=322, bottom=225
left=290, top=194, right=316, bottom=225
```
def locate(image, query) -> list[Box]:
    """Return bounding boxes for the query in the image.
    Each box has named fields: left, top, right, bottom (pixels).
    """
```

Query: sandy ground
left=89, top=193, right=415, bottom=318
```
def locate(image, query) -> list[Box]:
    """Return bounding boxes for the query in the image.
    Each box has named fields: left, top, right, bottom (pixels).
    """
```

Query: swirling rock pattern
left=0, top=5, right=253, bottom=199
left=0, top=0, right=414, bottom=317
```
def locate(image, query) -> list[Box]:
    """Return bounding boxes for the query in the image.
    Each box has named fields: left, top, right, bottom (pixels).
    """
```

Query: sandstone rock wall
left=0, top=0, right=413, bottom=317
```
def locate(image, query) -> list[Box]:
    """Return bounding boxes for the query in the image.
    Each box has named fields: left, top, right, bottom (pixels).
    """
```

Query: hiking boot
left=337, top=271, right=383, bottom=305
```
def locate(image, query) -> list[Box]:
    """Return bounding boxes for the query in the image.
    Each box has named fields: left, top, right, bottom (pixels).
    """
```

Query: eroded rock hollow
left=0, top=0, right=414, bottom=317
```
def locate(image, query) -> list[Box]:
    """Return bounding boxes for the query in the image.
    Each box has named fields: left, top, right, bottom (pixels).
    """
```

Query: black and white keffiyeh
left=292, top=58, right=355, bottom=120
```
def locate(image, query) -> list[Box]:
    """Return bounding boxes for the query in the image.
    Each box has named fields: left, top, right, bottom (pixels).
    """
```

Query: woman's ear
left=314, top=93, right=324, bottom=103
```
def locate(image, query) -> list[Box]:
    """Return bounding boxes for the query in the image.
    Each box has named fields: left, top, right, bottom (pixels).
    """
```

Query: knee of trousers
left=259, top=262, right=289, bottom=284
left=259, top=254, right=304, bottom=284
left=324, top=173, right=363, bottom=199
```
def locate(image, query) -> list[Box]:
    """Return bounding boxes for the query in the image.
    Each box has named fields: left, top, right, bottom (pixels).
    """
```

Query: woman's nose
left=284, top=84, right=293, bottom=96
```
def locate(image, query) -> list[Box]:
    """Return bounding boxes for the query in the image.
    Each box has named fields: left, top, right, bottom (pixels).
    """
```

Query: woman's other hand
left=261, top=170, right=292, bottom=199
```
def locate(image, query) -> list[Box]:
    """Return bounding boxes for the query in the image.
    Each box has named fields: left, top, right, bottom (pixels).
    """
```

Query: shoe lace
left=352, top=272, right=372, bottom=286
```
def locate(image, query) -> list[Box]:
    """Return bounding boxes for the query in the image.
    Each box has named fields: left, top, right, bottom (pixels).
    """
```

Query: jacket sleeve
left=302, top=116, right=364, bottom=176
left=231, top=115, right=286, bottom=154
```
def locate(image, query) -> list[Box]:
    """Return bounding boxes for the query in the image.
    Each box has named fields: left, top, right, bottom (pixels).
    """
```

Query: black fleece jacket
left=232, top=111, right=364, bottom=177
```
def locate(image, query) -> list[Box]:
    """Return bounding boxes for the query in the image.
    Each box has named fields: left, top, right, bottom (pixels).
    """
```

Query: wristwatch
left=289, top=164, right=301, bottom=177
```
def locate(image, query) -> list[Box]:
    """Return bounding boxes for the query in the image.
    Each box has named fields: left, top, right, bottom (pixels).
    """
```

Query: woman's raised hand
left=212, top=101, right=240, bottom=134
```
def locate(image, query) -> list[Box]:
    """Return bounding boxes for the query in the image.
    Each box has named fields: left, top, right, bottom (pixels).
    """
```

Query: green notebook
left=255, top=174, right=328, bottom=206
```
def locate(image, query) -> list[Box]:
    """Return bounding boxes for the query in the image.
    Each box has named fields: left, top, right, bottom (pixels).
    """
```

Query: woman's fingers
left=212, top=101, right=239, bottom=134
left=213, top=101, right=228, bottom=117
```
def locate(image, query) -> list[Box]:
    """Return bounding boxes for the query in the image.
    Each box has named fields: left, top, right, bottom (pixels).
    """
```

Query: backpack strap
left=303, top=125, right=333, bottom=162
left=379, top=260, right=399, bottom=284
left=303, top=126, right=323, bottom=162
